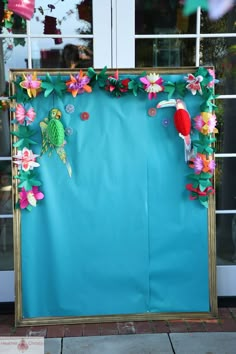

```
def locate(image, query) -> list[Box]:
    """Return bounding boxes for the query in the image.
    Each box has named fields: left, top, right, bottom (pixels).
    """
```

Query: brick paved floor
left=0, top=308, right=236, bottom=338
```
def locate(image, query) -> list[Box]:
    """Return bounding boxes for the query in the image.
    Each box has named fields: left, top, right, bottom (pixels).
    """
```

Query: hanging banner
left=10, top=68, right=217, bottom=326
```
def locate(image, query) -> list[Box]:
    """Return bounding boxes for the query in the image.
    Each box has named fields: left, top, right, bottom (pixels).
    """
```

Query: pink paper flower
left=190, top=153, right=216, bottom=174
left=207, top=68, right=219, bottom=88
left=185, top=73, right=203, bottom=95
left=19, top=72, right=41, bottom=98
left=194, top=112, right=218, bottom=135
left=19, top=186, right=44, bottom=209
left=140, top=73, right=164, bottom=100
left=15, top=103, right=36, bottom=125
left=13, top=147, right=40, bottom=171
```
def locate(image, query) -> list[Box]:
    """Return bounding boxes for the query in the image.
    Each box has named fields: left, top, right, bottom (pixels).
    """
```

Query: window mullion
left=195, top=6, right=201, bottom=66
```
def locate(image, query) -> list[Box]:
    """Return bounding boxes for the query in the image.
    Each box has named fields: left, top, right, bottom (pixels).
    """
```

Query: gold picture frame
left=10, top=68, right=217, bottom=327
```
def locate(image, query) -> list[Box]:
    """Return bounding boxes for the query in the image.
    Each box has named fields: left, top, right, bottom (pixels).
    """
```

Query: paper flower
left=13, top=147, right=40, bottom=171
left=140, top=73, right=164, bottom=100
left=15, top=104, right=36, bottom=125
left=3, top=10, right=13, bottom=21
left=80, top=112, right=90, bottom=120
left=185, top=73, right=203, bottom=95
left=190, top=153, right=216, bottom=174
left=66, top=70, right=92, bottom=97
left=105, top=70, right=130, bottom=96
left=186, top=184, right=215, bottom=207
left=194, top=112, right=218, bottom=135
left=19, top=72, right=41, bottom=98
left=207, top=69, right=219, bottom=88
left=19, top=186, right=44, bottom=210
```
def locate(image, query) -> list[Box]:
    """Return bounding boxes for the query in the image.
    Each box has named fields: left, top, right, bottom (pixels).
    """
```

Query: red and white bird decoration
left=157, top=99, right=192, bottom=162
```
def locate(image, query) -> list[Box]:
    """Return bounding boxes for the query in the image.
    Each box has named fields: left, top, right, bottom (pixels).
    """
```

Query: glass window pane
left=135, top=38, right=195, bottom=67
left=0, top=218, right=13, bottom=270
left=31, top=0, right=93, bottom=35
left=201, top=6, right=236, bottom=33
left=4, top=40, right=28, bottom=81
left=216, top=158, right=236, bottom=210
left=215, top=99, right=236, bottom=154
left=0, top=161, right=12, bottom=215
left=217, top=214, right=236, bottom=265
left=200, top=37, right=236, bottom=95
left=0, top=111, right=10, bottom=157
left=31, top=38, right=93, bottom=69
left=135, top=0, right=196, bottom=34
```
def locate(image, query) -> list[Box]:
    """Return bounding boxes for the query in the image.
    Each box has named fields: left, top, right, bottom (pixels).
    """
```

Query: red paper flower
left=80, top=112, right=90, bottom=120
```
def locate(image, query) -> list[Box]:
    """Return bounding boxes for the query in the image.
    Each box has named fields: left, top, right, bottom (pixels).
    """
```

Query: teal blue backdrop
left=19, top=73, right=209, bottom=319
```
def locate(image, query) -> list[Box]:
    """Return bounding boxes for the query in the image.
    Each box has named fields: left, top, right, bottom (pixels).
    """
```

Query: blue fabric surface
left=20, top=74, right=210, bottom=318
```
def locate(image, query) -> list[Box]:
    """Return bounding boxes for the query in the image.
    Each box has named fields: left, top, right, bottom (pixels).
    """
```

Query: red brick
left=218, top=308, right=233, bottom=319
left=83, top=323, right=100, bottom=336
left=0, top=324, right=13, bottom=336
left=204, top=321, right=222, bottom=332
left=46, top=325, right=64, bottom=338
left=0, top=315, right=14, bottom=324
left=100, top=322, right=118, bottom=336
left=204, top=319, right=219, bottom=323
left=134, top=321, right=152, bottom=334
left=152, top=320, right=170, bottom=333
left=168, top=321, right=188, bottom=333
left=117, top=322, right=135, bottom=335
left=11, top=327, right=31, bottom=336
left=186, top=322, right=206, bottom=332
left=28, top=326, right=47, bottom=337
left=64, top=324, right=83, bottom=337
left=220, top=319, right=236, bottom=332
left=229, top=308, right=236, bottom=318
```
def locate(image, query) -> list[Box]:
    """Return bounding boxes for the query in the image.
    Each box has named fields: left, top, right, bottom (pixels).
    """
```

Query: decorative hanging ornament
left=44, top=15, right=57, bottom=35
left=7, top=0, right=35, bottom=20
left=40, top=108, right=72, bottom=177
left=157, top=99, right=192, bottom=162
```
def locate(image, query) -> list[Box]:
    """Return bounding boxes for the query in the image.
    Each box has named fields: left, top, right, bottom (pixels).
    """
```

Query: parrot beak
left=156, top=99, right=177, bottom=109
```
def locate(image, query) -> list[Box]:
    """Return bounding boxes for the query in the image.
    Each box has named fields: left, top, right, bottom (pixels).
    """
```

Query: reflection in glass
left=216, top=157, right=236, bottom=210
left=135, top=39, right=195, bottom=67
left=30, top=38, right=93, bottom=69
left=201, top=6, right=236, bottom=34
left=0, top=111, right=10, bottom=157
left=200, top=37, right=236, bottom=95
left=0, top=218, right=13, bottom=271
left=214, top=100, right=236, bottom=155
left=135, top=0, right=196, bottom=34
left=216, top=158, right=236, bottom=265
left=31, top=0, right=93, bottom=35
left=4, top=40, right=28, bottom=81
left=0, top=161, right=12, bottom=215
left=217, top=214, right=236, bottom=265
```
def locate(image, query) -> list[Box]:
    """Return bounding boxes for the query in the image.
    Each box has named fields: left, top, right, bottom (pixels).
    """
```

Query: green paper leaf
left=199, top=172, right=213, bottom=180
left=192, top=181, right=199, bottom=189
left=164, top=82, right=175, bottom=99
left=87, top=66, right=108, bottom=88
left=41, top=73, right=66, bottom=98
left=199, top=198, right=208, bottom=208
left=128, top=79, right=144, bottom=96
left=26, top=204, right=33, bottom=212
left=183, top=0, right=208, bottom=16
left=188, top=173, right=201, bottom=181
left=164, top=81, right=186, bottom=99
left=11, top=125, right=37, bottom=149
left=13, top=38, right=26, bottom=47
left=10, top=76, right=30, bottom=103
left=15, top=171, right=41, bottom=191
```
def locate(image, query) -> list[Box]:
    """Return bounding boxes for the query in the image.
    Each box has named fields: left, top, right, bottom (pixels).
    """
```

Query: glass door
left=114, top=0, right=236, bottom=296
left=0, top=0, right=112, bottom=303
